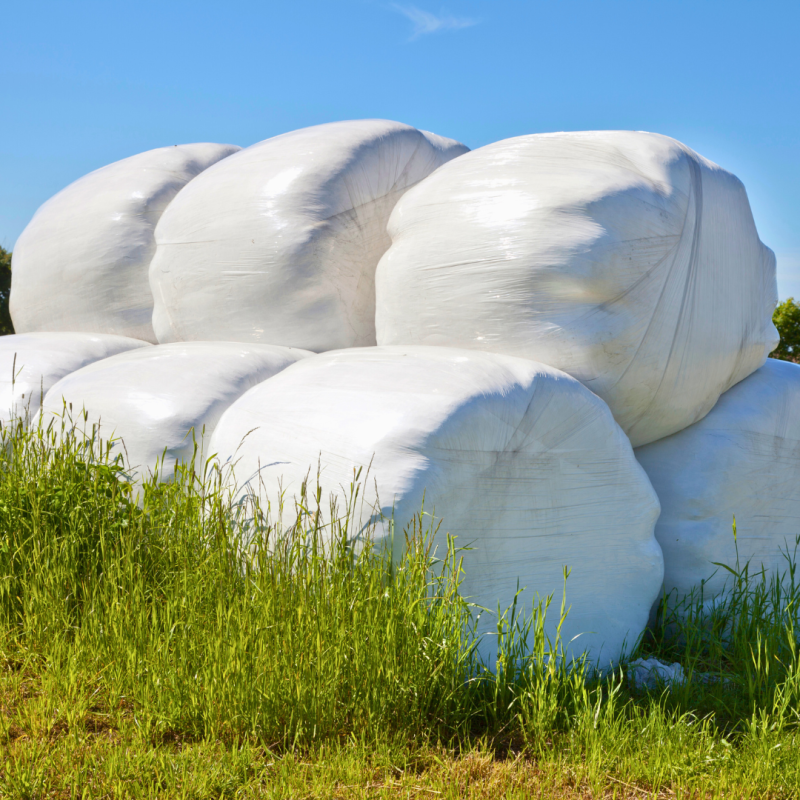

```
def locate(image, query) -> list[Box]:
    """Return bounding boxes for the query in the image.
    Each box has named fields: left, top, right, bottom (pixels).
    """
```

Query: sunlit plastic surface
left=636, top=358, right=800, bottom=609
left=40, top=341, right=311, bottom=480
left=375, top=131, right=778, bottom=446
left=210, top=345, right=663, bottom=667
left=150, top=120, right=468, bottom=350
left=11, top=143, right=240, bottom=342
left=0, top=332, right=150, bottom=426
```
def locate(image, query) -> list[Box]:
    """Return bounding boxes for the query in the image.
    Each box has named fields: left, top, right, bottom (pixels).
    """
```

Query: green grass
left=2, top=418, right=800, bottom=798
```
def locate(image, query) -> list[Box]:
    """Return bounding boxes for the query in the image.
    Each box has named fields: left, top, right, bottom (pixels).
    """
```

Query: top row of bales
left=10, top=121, right=777, bottom=448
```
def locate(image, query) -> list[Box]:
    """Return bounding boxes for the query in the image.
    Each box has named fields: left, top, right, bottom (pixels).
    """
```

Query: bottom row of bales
left=1, top=333, right=799, bottom=668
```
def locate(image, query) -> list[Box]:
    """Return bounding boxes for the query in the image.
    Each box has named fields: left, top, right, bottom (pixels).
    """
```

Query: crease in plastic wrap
left=375, top=130, right=778, bottom=446
left=209, top=345, right=663, bottom=667
left=38, top=342, right=311, bottom=481
left=150, top=120, right=469, bottom=351
left=10, top=143, right=241, bottom=343
left=0, top=332, right=150, bottom=427
left=635, top=358, right=800, bottom=610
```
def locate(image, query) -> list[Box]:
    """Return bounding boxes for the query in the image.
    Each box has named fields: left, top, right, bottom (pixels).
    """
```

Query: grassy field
left=2, top=420, right=800, bottom=798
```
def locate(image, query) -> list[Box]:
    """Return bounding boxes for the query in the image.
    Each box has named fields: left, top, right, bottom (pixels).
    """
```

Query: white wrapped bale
left=11, top=143, right=241, bottom=343
left=150, top=120, right=469, bottom=350
left=0, top=332, right=150, bottom=427
left=635, top=358, right=800, bottom=608
left=375, top=131, right=778, bottom=447
left=209, top=346, right=663, bottom=666
left=39, top=342, right=311, bottom=480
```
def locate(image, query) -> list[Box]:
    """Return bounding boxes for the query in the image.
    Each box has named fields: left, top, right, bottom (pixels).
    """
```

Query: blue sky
left=2, top=0, right=798, bottom=296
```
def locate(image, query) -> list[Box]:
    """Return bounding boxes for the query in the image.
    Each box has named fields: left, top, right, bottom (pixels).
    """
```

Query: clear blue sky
left=2, top=0, right=798, bottom=296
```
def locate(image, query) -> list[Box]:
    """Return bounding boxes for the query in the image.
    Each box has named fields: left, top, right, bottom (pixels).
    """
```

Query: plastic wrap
left=39, top=342, right=311, bottom=480
left=635, top=359, right=800, bottom=608
left=150, top=120, right=469, bottom=350
left=0, top=332, right=150, bottom=426
left=628, top=658, right=687, bottom=690
left=209, top=345, right=662, bottom=667
left=375, top=131, right=778, bottom=447
left=11, top=143, right=241, bottom=343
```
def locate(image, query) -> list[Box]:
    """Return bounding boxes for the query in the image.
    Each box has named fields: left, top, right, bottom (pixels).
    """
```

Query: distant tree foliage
left=0, top=246, right=13, bottom=336
left=771, top=297, right=800, bottom=363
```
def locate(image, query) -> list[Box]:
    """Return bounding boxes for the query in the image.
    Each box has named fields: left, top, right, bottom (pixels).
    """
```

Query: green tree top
left=771, top=297, right=800, bottom=363
left=0, top=246, right=12, bottom=336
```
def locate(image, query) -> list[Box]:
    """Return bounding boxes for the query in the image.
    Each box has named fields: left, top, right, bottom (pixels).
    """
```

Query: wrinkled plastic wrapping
left=150, top=121, right=469, bottom=350
left=11, top=143, right=241, bottom=343
left=375, top=131, right=778, bottom=447
left=635, top=359, right=800, bottom=607
left=39, top=342, right=311, bottom=480
left=0, top=332, right=150, bottom=426
left=628, top=658, right=686, bottom=690
left=209, top=346, right=663, bottom=666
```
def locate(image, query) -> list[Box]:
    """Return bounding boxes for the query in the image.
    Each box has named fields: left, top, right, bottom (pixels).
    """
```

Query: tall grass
left=3, top=417, right=800, bottom=795
left=0, top=417, right=596, bottom=749
left=643, top=520, right=800, bottom=732
left=0, top=417, right=466, bottom=745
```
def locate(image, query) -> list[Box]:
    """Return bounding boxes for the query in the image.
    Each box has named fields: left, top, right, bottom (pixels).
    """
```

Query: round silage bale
left=0, top=332, right=150, bottom=427
left=209, top=345, right=663, bottom=667
left=10, top=143, right=241, bottom=343
left=39, top=342, right=311, bottom=480
left=635, top=358, right=800, bottom=610
left=375, top=131, right=778, bottom=447
left=149, top=120, right=469, bottom=350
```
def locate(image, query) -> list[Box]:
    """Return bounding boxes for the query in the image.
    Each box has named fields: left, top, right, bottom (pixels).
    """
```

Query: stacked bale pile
left=5, top=119, right=793, bottom=667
